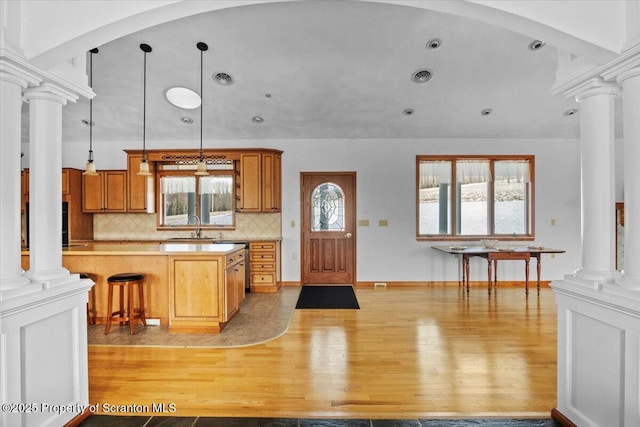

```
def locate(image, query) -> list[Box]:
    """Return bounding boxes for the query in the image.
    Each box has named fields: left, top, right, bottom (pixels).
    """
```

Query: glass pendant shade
left=195, top=159, right=208, bottom=175
left=83, top=160, right=98, bottom=176
left=138, top=159, right=152, bottom=176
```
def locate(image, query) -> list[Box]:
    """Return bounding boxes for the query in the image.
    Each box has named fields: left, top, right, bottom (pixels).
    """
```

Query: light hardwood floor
left=88, top=285, right=557, bottom=419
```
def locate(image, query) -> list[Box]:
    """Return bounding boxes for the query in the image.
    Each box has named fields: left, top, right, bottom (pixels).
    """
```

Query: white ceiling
left=24, top=0, right=599, bottom=144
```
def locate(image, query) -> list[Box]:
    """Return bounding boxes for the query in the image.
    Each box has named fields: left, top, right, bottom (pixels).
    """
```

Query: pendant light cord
left=142, top=48, right=147, bottom=160
left=88, top=51, right=94, bottom=162
left=200, top=46, right=204, bottom=160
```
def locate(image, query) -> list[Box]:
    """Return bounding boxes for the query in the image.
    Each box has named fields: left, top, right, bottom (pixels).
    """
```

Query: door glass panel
left=311, top=182, right=345, bottom=231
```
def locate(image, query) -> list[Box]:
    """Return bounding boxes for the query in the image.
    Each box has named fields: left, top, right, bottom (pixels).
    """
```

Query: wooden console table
left=432, top=246, right=565, bottom=296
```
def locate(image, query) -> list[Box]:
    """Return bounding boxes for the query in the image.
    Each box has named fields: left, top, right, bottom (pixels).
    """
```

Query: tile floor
left=78, top=415, right=562, bottom=426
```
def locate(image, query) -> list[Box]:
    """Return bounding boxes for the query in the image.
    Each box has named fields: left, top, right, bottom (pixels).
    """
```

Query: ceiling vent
left=213, top=72, right=233, bottom=85
left=411, top=69, right=433, bottom=83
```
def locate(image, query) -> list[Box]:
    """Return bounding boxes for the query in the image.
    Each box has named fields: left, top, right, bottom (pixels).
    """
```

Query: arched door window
left=311, top=182, right=345, bottom=231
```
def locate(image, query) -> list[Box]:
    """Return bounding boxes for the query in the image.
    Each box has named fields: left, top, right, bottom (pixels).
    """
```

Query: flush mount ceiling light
left=83, top=47, right=99, bottom=176
left=564, top=108, right=578, bottom=116
left=137, top=43, right=153, bottom=176
left=529, top=40, right=546, bottom=50
left=213, top=72, right=233, bottom=86
left=180, top=117, right=193, bottom=124
left=426, top=38, right=442, bottom=50
left=195, top=42, right=209, bottom=176
left=411, top=69, right=433, bottom=83
left=165, top=86, right=201, bottom=109
left=402, top=108, right=414, bottom=116
left=481, top=108, right=493, bottom=116
left=252, top=116, right=264, bottom=123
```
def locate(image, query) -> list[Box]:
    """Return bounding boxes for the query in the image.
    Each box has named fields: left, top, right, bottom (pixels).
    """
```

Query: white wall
left=59, top=136, right=583, bottom=283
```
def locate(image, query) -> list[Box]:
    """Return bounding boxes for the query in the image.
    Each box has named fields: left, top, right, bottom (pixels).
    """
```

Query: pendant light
left=83, top=48, right=99, bottom=176
left=138, top=43, right=153, bottom=176
left=195, top=42, right=209, bottom=176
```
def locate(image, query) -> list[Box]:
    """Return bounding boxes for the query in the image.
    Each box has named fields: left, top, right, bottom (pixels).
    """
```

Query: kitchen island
left=21, top=243, right=247, bottom=333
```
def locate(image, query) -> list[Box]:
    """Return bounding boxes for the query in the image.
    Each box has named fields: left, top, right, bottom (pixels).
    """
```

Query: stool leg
left=128, top=282, right=135, bottom=335
left=138, top=281, right=147, bottom=327
left=105, top=284, right=114, bottom=335
left=118, top=285, right=125, bottom=325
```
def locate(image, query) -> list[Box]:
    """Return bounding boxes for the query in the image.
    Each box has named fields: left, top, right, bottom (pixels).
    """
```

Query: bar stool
left=78, top=273, right=97, bottom=325
left=104, top=273, right=147, bottom=335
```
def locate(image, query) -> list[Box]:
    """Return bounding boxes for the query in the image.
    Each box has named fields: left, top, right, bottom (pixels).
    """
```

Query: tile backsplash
left=94, top=212, right=282, bottom=241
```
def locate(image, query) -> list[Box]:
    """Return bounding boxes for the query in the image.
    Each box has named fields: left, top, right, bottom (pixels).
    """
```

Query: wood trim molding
left=62, top=408, right=91, bottom=427
left=551, top=408, right=578, bottom=427
left=125, top=148, right=283, bottom=163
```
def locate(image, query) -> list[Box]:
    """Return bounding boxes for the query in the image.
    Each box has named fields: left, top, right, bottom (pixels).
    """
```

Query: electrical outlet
left=146, top=318, right=160, bottom=326
left=374, top=282, right=387, bottom=288
left=550, top=218, right=556, bottom=226
left=290, top=220, right=296, bottom=228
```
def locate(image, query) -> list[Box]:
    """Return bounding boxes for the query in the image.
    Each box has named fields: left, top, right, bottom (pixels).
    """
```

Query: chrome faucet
left=188, top=214, right=202, bottom=238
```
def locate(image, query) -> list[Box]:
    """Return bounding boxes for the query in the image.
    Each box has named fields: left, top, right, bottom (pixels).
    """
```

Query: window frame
left=156, top=169, right=236, bottom=230
left=416, top=154, right=535, bottom=241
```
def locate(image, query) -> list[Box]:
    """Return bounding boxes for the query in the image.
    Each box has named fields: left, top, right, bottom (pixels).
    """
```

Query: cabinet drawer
left=251, top=273, right=275, bottom=285
left=250, top=242, right=276, bottom=251
left=226, top=251, right=245, bottom=266
left=250, top=252, right=275, bottom=262
left=251, top=262, right=275, bottom=271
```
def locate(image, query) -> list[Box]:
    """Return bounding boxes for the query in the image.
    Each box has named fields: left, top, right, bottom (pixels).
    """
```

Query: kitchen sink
left=165, top=238, right=233, bottom=243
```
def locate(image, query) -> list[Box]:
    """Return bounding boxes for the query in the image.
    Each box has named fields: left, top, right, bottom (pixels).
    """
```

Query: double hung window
left=416, top=155, right=534, bottom=240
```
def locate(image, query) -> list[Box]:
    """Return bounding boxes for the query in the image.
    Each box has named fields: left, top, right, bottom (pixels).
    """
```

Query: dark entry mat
left=295, top=285, right=360, bottom=309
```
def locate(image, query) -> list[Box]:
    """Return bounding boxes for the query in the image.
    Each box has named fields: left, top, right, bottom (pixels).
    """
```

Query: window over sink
left=158, top=166, right=235, bottom=229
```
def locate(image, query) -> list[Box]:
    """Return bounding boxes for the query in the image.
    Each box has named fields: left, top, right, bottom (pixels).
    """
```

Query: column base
left=617, top=275, right=640, bottom=290
left=0, top=275, right=40, bottom=302
left=25, top=267, right=75, bottom=289
left=572, top=267, right=621, bottom=284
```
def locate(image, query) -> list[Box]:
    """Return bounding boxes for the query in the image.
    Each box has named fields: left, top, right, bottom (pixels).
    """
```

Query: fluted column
left=22, top=84, right=75, bottom=288
left=0, top=54, right=41, bottom=299
left=572, top=81, right=620, bottom=283
left=618, top=67, right=640, bottom=288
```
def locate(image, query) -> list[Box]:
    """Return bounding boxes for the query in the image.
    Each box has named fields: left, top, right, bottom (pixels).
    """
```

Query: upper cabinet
left=82, top=170, right=127, bottom=213
left=236, top=151, right=282, bottom=213
left=126, top=153, right=155, bottom=213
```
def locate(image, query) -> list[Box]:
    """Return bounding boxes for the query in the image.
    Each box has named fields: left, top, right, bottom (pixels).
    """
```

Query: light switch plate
left=378, top=220, right=388, bottom=227
left=358, top=219, right=370, bottom=226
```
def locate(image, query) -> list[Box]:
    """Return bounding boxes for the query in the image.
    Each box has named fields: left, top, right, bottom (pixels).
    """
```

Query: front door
left=301, top=172, right=356, bottom=284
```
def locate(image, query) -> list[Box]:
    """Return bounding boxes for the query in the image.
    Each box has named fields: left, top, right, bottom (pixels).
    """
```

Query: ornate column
left=0, top=50, right=41, bottom=299
left=570, top=79, right=620, bottom=283
left=617, top=67, right=640, bottom=288
left=23, top=83, right=78, bottom=288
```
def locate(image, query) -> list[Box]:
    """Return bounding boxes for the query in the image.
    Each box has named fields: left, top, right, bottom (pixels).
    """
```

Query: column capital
left=23, top=82, right=76, bottom=105
left=571, top=78, right=620, bottom=102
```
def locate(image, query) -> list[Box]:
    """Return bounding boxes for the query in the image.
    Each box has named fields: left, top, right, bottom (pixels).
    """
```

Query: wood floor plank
left=87, top=285, right=557, bottom=418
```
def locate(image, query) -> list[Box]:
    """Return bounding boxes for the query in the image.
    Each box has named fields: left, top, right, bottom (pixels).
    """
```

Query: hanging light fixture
left=195, top=42, right=209, bottom=176
left=138, top=43, right=153, bottom=176
left=83, top=48, right=99, bottom=176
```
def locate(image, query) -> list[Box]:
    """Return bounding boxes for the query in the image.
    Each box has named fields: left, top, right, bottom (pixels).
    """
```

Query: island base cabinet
left=168, top=250, right=245, bottom=334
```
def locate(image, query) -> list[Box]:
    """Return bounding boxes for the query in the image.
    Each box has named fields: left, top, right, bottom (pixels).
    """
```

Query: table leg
left=464, top=255, right=470, bottom=297
left=494, top=260, right=498, bottom=287
left=536, top=255, right=542, bottom=294
left=525, top=258, right=530, bottom=297
left=487, top=258, right=493, bottom=295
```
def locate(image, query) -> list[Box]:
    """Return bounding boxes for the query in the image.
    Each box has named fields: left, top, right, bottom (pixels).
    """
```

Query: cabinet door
left=238, top=153, right=261, bottom=212
left=262, top=152, right=282, bottom=212
left=82, top=173, right=105, bottom=212
left=225, top=266, right=238, bottom=321
left=127, top=154, right=154, bottom=212
left=104, top=171, right=127, bottom=212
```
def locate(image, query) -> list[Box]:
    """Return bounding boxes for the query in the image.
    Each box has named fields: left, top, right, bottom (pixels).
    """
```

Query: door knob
left=344, top=232, right=352, bottom=238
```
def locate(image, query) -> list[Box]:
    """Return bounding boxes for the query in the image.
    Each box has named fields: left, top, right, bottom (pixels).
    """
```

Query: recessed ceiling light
left=252, top=116, right=264, bottom=123
left=564, top=108, right=578, bottom=116
left=81, top=119, right=94, bottom=126
left=426, top=38, right=442, bottom=50
left=411, top=69, right=433, bottom=83
left=402, top=108, right=414, bottom=116
left=529, top=40, right=546, bottom=50
left=481, top=108, right=493, bottom=116
left=180, top=117, right=193, bottom=124
left=165, top=87, right=201, bottom=109
left=213, top=72, right=233, bottom=86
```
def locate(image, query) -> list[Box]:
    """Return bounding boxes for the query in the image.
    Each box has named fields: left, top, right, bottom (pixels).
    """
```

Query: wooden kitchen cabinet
left=169, top=246, right=246, bottom=333
left=237, top=151, right=282, bottom=213
left=126, top=153, right=155, bottom=213
left=82, top=170, right=127, bottom=212
left=262, top=151, right=282, bottom=212
left=249, top=240, right=281, bottom=292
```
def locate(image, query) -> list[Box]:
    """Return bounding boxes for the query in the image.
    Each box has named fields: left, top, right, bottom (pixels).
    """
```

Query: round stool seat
left=108, top=273, right=145, bottom=283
